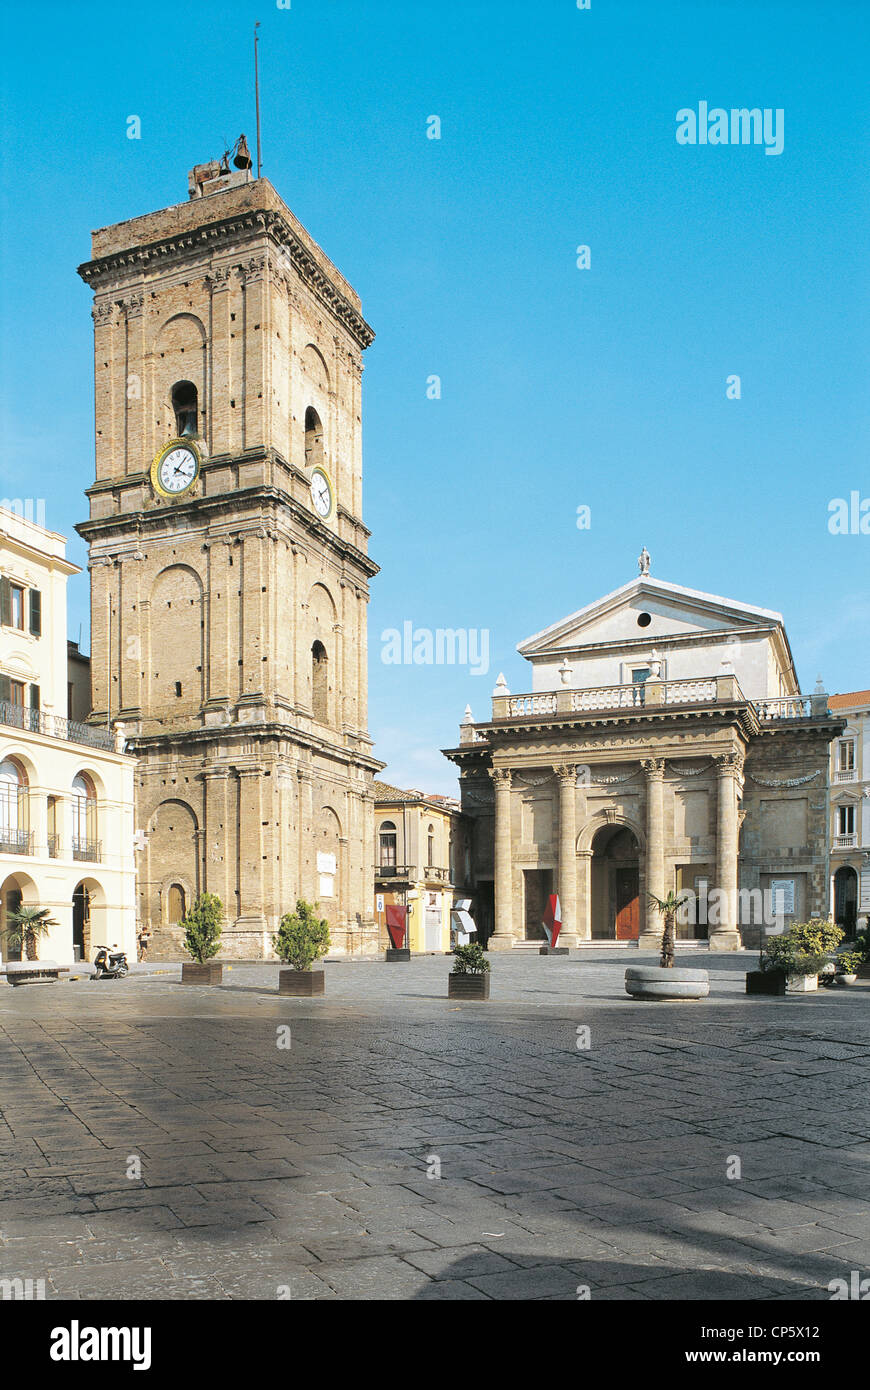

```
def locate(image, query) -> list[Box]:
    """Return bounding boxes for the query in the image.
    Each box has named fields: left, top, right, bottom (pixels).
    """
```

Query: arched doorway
left=590, top=824, right=640, bottom=939
left=834, top=866, right=859, bottom=938
left=73, top=879, right=106, bottom=963
left=0, top=871, right=37, bottom=962
left=72, top=883, right=91, bottom=962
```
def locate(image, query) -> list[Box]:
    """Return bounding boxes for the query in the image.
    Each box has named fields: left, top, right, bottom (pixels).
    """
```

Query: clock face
left=309, top=467, right=333, bottom=519
left=151, top=440, right=200, bottom=498
left=158, top=446, right=198, bottom=494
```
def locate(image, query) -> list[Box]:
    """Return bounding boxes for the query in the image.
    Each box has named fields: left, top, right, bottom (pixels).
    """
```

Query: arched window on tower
left=171, top=380, right=199, bottom=438
left=427, top=823, right=435, bottom=868
left=305, top=407, right=324, bottom=471
left=312, top=641, right=328, bottom=723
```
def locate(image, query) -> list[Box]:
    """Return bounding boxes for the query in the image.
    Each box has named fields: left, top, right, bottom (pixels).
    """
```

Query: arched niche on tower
left=150, top=313, right=208, bottom=444
left=147, top=564, right=205, bottom=714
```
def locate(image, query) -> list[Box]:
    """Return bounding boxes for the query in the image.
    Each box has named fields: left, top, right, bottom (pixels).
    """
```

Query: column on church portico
left=639, top=758, right=665, bottom=947
left=489, top=767, right=515, bottom=950
left=554, top=765, right=578, bottom=947
left=711, top=751, right=743, bottom=950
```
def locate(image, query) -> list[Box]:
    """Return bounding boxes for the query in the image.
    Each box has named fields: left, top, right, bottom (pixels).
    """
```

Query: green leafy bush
left=788, top=919, right=844, bottom=956
left=182, top=892, right=224, bottom=963
left=451, top=942, right=490, bottom=975
left=837, top=950, right=863, bottom=975
left=273, top=900, right=330, bottom=971
left=761, top=935, right=826, bottom=978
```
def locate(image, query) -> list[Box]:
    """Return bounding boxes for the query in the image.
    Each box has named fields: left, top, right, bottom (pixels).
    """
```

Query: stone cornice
left=76, top=480, right=379, bottom=580
left=78, top=208, right=375, bottom=350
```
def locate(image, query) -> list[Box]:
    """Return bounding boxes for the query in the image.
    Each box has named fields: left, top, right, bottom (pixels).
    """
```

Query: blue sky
left=0, top=0, right=867, bottom=794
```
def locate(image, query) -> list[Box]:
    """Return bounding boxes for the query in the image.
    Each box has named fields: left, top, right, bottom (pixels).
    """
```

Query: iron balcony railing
left=71, top=838, right=102, bottom=863
left=0, top=828, right=33, bottom=855
left=0, top=700, right=115, bottom=751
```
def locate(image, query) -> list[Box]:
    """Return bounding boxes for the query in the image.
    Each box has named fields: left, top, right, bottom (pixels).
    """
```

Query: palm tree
left=2, top=905, right=58, bottom=962
left=647, top=890, right=689, bottom=969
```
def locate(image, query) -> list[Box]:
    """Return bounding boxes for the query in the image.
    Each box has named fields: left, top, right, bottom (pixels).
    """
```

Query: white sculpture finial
left=462, top=704, right=474, bottom=724
left=638, top=546, right=651, bottom=576
left=493, top=672, right=510, bottom=697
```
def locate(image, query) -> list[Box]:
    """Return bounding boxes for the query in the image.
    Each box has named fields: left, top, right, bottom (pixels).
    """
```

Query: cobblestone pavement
left=0, top=951, right=868, bottom=1301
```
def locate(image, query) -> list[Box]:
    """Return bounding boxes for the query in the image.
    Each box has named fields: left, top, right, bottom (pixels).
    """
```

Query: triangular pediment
left=518, top=578, right=785, bottom=659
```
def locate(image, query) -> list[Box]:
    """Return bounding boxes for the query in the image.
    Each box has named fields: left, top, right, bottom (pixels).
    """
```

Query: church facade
left=445, top=564, right=843, bottom=950
left=76, top=158, right=382, bottom=956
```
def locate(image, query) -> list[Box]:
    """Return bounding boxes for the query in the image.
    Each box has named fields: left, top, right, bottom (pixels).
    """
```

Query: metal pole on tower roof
left=254, top=22, right=262, bottom=178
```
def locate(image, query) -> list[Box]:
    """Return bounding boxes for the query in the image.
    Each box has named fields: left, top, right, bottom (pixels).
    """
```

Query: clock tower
left=76, top=154, right=382, bottom=956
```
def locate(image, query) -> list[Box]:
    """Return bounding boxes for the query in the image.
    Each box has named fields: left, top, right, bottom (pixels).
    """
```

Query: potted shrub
left=448, top=942, right=491, bottom=999
left=749, top=919, right=843, bottom=996
left=181, top=892, right=224, bottom=985
left=854, top=931, right=870, bottom=979
left=833, top=949, right=862, bottom=987
left=757, top=931, right=830, bottom=994
left=274, top=899, right=330, bottom=996
left=625, top=892, right=709, bottom=1000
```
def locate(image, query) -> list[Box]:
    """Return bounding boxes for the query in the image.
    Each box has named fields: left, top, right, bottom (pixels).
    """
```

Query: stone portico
left=445, top=569, right=842, bottom=951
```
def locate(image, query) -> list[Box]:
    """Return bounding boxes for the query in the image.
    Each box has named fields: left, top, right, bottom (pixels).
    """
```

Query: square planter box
left=786, top=973, right=818, bottom=993
left=279, top=968, right=325, bottom=996
left=539, top=946, right=569, bottom=956
left=385, top=948, right=411, bottom=962
left=182, top=962, right=223, bottom=986
left=448, top=973, right=490, bottom=1000
left=746, top=969, right=786, bottom=996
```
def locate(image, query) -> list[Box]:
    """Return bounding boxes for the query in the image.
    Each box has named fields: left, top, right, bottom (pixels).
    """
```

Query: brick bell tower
left=76, top=148, right=382, bottom=956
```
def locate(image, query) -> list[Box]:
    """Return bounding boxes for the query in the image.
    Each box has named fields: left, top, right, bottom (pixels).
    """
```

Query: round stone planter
left=624, top=966, right=709, bottom=1001
left=830, top=973, right=858, bottom=988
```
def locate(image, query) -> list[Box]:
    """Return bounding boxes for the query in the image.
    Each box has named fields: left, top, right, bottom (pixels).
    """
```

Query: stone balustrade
left=477, top=676, right=830, bottom=727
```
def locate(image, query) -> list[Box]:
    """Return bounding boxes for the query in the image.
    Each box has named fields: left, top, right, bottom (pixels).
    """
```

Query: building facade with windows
left=373, top=781, right=469, bottom=952
left=827, top=689, right=870, bottom=937
left=0, top=507, right=136, bottom=966
left=445, top=568, right=842, bottom=951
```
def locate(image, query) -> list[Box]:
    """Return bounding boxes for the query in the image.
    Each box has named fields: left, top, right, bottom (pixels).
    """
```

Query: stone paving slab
left=0, top=951, right=869, bottom=1299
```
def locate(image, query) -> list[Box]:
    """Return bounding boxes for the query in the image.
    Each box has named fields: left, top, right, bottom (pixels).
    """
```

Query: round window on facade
left=637, top=612, right=652, bottom=628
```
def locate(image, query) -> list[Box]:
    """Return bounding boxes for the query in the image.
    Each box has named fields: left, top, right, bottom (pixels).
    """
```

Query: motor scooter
left=93, top=945, right=129, bottom=979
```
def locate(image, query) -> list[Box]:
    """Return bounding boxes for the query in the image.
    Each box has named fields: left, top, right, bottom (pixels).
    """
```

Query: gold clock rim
left=150, top=437, right=201, bottom=500
left=309, top=464, right=335, bottom=519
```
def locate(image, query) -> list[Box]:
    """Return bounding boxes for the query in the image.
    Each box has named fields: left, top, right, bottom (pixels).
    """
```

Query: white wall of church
left=530, top=630, right=781, bottom=699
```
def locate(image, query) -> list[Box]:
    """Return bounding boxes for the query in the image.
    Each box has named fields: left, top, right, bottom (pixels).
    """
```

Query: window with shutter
left=29, top=685, right=40, bottom=711
left=0, top=577, right=11, bottom=627
left=29, top=589, right=41, bottom=637
left=0, top=674, right=10, bottom=705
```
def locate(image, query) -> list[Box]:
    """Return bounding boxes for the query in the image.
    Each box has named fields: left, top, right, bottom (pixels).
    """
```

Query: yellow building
left=373, top=781, right=469, bottom=953
left=0, top=507, right=136, bottom=967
